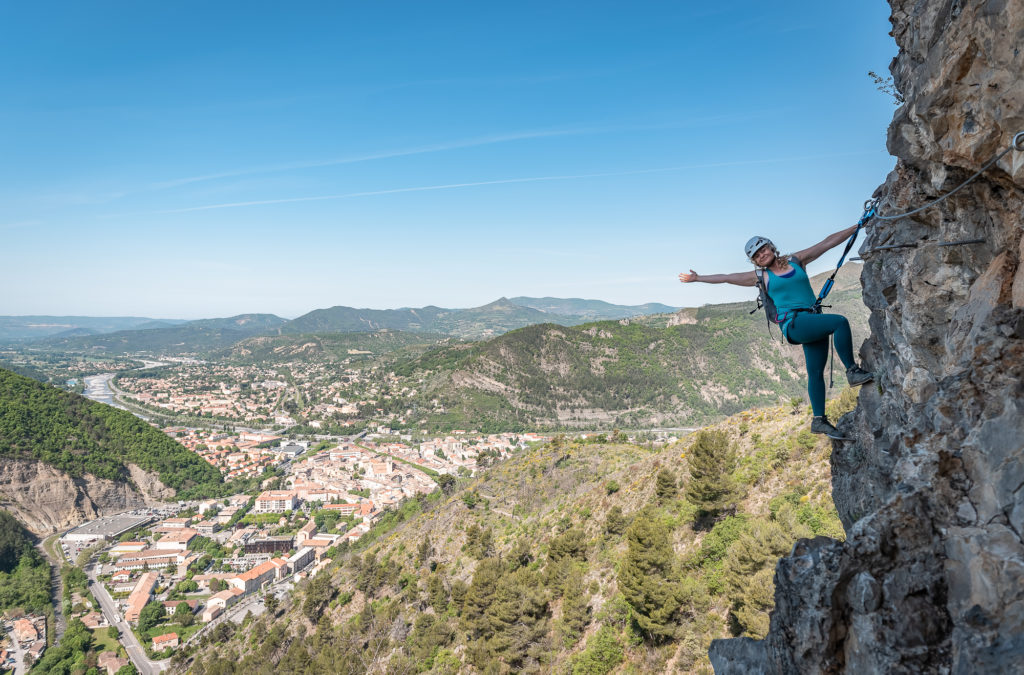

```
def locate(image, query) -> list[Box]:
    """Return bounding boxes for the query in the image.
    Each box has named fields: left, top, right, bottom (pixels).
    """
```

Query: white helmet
left=744, top=236, right=775, bottom=262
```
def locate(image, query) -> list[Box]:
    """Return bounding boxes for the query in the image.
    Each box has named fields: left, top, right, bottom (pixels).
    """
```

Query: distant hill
left=431, top=298, right=581, bottom=339
left=0, top=315, right=185, bottom=341
left=218, top=331, right=451, bottom=365
left=391, top=265, right=868, bottom=430
left=510, top=296, right=679, bottom=319
left=282, top=305, right=452, bottom=334
left=37, top=313, right=288, bottom=356
left=282, top=298, right=589, bottom=339
left=0, top=367, right=223, bottom=495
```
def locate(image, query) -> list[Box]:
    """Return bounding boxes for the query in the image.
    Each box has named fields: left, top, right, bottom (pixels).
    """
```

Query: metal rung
left=937, top=238, right=985, bottom=247
left=863, top=242, right=918, bottom=255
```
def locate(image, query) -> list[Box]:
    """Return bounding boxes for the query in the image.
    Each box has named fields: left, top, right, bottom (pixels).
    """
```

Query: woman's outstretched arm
left=793, top=224, right=859, bottom=266
left=679, top=270, right=757, bottom=287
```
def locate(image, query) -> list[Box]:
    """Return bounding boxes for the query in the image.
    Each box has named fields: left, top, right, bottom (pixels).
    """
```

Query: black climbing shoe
left=811, top=416, right=843, bottom=438
left=846, top=365, right=874, bottom=387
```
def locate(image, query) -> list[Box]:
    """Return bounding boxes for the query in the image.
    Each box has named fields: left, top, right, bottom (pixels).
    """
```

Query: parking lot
left=61, top=509, right=168, bottom=562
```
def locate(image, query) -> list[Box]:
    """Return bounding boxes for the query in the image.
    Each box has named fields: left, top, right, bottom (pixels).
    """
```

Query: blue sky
left=1, top=1, right=899, bottom=319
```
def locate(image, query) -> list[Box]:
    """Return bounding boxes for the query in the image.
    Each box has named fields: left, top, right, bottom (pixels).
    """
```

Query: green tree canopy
left=685, top=430, right=743, bottom=517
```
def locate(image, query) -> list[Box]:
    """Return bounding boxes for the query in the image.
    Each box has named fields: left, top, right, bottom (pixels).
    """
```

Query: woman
left=678, top=225, right=873, bottom=438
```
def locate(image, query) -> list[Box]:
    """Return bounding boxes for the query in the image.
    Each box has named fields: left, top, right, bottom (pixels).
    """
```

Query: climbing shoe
left=811, top=416, right=842, bottom=438
left=846, top=365, right=874, bottom=387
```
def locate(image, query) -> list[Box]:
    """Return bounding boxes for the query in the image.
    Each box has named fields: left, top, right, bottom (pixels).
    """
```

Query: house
left=288, top=547, right=315, bottom=573
left=81, top=612, right=107, bottom=629
left=201, top=605, right=222, bottom=623
left=206, top=587, right=244, bottom=613
left=322, top=503, right=360, bottom=516
left=152, top=632, right=179, bottom=650
left=242, top=536, right=292, bottom=556
left=254, top=490, right=298, bottom=513
left=98, top=651, right=129, bottom=674
left=109, top=541, right=147, bottom=556
left=160, top=517, right=191, bottom=529
left=194, top=520, right=217, bottom=535
left=228, top=557, right=288, bottom=594
left=112, top=579, right=139, bottom=594
left=154, top=528, right=198, bottom=551
left=296, top=520, right=317, bottom=545
left=115, top=552, right=181, bottom=573
left=13, top=618, right=37, bottom=644
left=192, top=573, right=235, bottom=592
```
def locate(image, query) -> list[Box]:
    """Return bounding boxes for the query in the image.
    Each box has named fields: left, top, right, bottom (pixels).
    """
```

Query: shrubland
left=185, top=389, right=858, bottom=674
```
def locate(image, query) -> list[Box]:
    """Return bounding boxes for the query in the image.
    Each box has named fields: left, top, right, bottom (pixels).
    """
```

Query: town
left=3, top=426, right=552, bottom=674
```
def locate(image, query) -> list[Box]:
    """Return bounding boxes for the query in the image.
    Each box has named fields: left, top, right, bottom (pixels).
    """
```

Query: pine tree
left=617, top=508, right=682, bottom=642
left=684, top=430, right=743, bottom=516
left=654, top=468, right=677, bottom=502
left=428, top=573, right=448, bottom=612
left=462, top=558, right=503, bottom=638
left=604, top=506, right=628, bottom=535
left=723, top=514, right=807, bottom=637
left=556, top=564, right=591, bottom=646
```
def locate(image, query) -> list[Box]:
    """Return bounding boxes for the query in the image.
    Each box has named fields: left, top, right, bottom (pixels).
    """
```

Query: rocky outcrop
left=0, top=458, right=173, bottom=536
left=711, top=1, right=1024, bottom=673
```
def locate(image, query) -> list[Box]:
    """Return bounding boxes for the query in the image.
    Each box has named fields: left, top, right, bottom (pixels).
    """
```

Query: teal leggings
left=785, top=313, right=856, bottom=417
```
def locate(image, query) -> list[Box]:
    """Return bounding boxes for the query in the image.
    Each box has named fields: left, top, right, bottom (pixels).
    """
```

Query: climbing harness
left=750, top=256, right=816, bottom=344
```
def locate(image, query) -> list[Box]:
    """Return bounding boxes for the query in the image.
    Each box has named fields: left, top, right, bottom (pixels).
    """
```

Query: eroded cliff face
left=0, top=459, right=174, bottom=536
left=711, top=1, right=1024, bottom=673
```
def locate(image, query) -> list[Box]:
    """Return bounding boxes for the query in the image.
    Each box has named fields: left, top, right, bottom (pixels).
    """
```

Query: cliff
left=0, top=459, right=174, bottom=536
left=710, top=1, right=1024, bottom=673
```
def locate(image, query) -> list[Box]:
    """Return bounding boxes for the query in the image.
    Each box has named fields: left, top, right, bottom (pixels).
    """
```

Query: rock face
left=0, top=459, right=173, bottom=536
left=711, top=1, right=1024, bottom=673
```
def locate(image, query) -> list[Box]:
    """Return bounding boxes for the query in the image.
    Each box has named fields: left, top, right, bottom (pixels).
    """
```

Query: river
left=82, top=360, right=166, bottom=418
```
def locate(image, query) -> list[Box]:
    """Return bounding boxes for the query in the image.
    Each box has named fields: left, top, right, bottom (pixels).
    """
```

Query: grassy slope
left=184, top=390, right=858, bottom=675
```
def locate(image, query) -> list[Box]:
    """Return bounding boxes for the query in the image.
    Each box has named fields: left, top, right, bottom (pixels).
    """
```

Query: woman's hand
left=679, top=270, right=699, bottom=283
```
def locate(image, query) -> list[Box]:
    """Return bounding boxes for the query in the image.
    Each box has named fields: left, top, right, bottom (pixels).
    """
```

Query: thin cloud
left=150, top=129, right=577, bottom=190
left=139, top=149, right=879, bottom=215
left=149, top=113, right=766, bottom=191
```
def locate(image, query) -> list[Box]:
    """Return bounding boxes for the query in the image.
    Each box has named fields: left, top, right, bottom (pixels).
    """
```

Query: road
left=36, top=536, right=67, bottom=648
left=3, top=622, right=27, bottom=675
left=185, top=578, right=293, bottom=647
left=87, top=567, right=168, bottom=675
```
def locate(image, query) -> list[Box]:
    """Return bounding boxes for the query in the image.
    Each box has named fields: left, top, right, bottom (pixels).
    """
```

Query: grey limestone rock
left=711, top=0, right=1024, bottom=672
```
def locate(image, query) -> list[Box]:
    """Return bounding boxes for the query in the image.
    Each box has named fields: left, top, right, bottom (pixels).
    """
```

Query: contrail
left=147, top=113, right=771, bottom=190
left=144, top=149, right=881, bottom=215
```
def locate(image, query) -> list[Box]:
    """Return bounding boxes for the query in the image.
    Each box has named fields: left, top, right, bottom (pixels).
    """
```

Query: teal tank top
left=766, top=258, right=816, bottom=336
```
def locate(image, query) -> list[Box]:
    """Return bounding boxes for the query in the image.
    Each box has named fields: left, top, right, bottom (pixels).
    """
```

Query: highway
left=87, top=566, right=168, bottom=675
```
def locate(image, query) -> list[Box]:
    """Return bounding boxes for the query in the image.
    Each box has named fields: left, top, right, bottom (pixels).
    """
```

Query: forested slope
left=0, top=368, right=222, bottom=495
